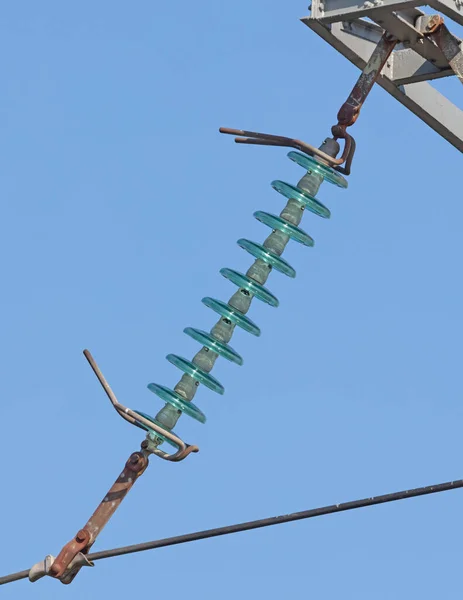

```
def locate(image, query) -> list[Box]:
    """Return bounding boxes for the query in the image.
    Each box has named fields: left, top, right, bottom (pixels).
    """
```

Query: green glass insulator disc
left=287, top=151, right=348, bottom=189
left=254, top=211, right=314, bottom=247
left=237, top=239, right=296, bottom=278
left=220, top=268, right=279, bottom=307
left=271, top=180, right=330, bottom=219
left=147, top=382, right=206, bottom=423
left=166, top=353, right=224, bottom=395
left=202, top=297, right=261, bottom=336
left=184, top=327, right=243, bottom=365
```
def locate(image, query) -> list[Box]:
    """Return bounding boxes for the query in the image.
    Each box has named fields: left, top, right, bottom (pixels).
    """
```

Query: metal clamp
left=29, top=553, right=94, bottom=585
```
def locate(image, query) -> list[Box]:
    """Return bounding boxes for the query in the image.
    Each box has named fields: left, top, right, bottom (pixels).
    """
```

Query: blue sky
left=1, top=1, right=462, bottom=598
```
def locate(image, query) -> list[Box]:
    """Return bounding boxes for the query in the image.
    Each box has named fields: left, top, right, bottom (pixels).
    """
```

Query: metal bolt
left=130, top=454, right=140, bottom=465
left=426, top=15, right=441, bottom=31
left=76, top=529, right=87, bottom=544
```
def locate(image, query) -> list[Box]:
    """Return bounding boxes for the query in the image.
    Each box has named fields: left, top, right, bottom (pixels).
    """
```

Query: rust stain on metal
left=425, top=14, right=444, bottom=34
left=337, top=33, right=397, bottom=128
left=424, top=19, right=463, bottom=85
left=49, top=451, right=148, bottom=584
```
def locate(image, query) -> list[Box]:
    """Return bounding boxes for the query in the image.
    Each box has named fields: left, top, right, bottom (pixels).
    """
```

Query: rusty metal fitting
left=425, top=14, right=444, bottom=33
left=335, top=32, right=397, bottom=131
left=126, top=452, right=147, bottom=474
left=48, top=529, right=90, bottom=579
left=336, top=105, right=360, bottom=128
left=75, top=529, right=89, bottom=545
left=45, top=446, right=150, bottom=585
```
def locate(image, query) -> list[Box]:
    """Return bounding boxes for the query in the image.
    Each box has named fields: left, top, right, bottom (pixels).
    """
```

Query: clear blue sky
left=1, top=1, right=462, bottom=598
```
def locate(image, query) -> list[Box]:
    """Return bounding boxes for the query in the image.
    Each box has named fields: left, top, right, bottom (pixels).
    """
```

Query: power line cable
left=1, top=477, right=462, bottom=586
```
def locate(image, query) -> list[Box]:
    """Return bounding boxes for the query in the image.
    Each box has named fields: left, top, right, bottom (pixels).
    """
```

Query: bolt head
left=75, top=529, right=88, bottom=544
